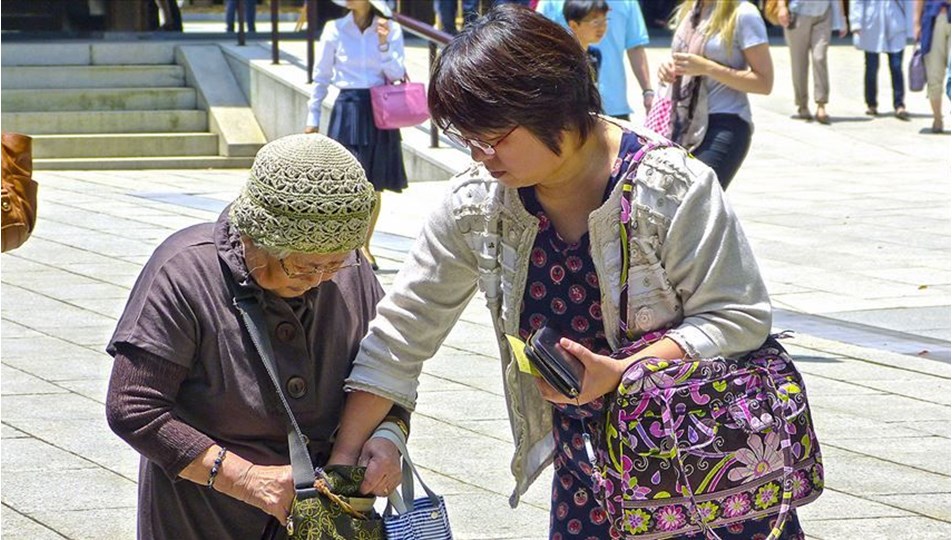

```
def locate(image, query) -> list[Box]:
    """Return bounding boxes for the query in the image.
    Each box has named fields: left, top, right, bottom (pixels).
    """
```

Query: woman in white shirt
left=305, top=0, right=408, bottom=270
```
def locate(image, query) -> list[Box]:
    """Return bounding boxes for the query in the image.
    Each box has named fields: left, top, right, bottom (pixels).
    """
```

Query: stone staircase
left=1, top=43, right=264, bottom=170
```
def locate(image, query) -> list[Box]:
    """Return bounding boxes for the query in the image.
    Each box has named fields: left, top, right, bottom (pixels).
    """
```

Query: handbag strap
left=616, top=139, right=672, bottom=342
left=220, top=258, right=317, bottom=490
left=372, top=426, right=442, bottom=514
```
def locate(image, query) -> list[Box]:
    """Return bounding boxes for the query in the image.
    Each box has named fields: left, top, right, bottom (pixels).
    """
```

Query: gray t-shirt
left=699, top=1, right=768, bottom=125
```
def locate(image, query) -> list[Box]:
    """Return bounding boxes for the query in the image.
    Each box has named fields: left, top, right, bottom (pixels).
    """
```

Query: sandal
left=796, top=107, right=812, bottom=120
left=931, top=120, right=944, bottom=134
left=865, top=107, right=878, bottom=116
left=894, top=107, right=910, bottom=120
left=815, top=107, right=830, bottom=125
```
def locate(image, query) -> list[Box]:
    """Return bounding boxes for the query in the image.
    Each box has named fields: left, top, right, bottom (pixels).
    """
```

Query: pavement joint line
left=414, top=412, right=511, bottom=445
left=422, top=373, right=505, bottom=398
left=785, top=342, right=951, bottom=380
left=808, top=490, right=946, bottom=523
left=823, top=443, right=951, bottom=479
left=1, top=364, right=105, bottom=402
left=0, top=316, right=107, bottom=357
left=35, top=209, right=182, bottom=239
left=802, top=374, right=951, bottom=407
left=4, top=252, right=139, bottom=287
left=411, top=462, right=550, bottom=513
left=1, top=502, right=72, bottom=539
left=0, top=282, right=120, bottom=323
left=0, top=420, right=138, bottom=485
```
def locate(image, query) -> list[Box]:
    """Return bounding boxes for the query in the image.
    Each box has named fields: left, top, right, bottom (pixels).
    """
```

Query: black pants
left=864, top=51, right=905, bottom=110
left=692, top=113, right=752, bottom=191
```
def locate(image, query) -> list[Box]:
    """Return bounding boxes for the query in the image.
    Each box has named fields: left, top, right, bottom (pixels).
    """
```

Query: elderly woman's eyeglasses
left=443, top=125, right=518, bottom=156
left=279, top=251, right=361, bottom=280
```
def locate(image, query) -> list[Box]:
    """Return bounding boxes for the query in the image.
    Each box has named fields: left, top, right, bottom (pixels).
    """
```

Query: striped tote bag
left=375, top=428, right=453, bottom=540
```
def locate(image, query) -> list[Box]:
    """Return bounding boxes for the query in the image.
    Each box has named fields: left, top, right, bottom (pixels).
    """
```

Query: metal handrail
left=391, top=13, right=453, bottom=148
left=234, top=0, right=452, bottom=148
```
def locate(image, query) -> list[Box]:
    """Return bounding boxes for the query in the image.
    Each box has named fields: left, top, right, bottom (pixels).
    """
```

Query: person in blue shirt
left=563, top=0, right=609, bottom=81
left=537, top=0, right=653, bottom=119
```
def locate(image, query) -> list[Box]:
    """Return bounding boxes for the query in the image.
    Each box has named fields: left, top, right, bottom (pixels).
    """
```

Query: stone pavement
left=2, top=36, right=950, bottom=540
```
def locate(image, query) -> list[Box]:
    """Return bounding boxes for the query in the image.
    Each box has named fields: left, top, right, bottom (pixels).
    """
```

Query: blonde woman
left=657, top=0, right=773, bottom=190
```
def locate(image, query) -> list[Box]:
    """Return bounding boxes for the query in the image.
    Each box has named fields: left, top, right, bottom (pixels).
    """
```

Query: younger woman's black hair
left=428, top=4, right=602, bottom=156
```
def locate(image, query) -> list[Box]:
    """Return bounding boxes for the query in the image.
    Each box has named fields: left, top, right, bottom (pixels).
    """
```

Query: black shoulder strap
left=219, top=257, right=316, bottom=490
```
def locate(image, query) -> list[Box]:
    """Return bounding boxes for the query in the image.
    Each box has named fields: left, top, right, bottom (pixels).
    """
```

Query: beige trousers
left=784, top=9, right=834, bottom=107
left=924, top=13, right=951, bottom=100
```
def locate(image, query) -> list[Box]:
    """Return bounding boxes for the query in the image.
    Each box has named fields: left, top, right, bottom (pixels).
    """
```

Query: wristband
left=642, top=89, right=655, bottom=97
left=206, top=447, right=228, bottom=488
left=378, top=43, right=389, bottom=52
left=382, top=415, right=410, bottom=438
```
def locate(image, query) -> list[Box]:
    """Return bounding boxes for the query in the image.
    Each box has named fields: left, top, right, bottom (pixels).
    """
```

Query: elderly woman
left=105, top=134, right=407, bottom=539
left=328, top=6, right=804, bottom=539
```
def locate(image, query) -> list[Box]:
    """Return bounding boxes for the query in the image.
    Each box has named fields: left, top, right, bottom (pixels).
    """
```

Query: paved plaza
left=1, top=32, right=950, bottom=540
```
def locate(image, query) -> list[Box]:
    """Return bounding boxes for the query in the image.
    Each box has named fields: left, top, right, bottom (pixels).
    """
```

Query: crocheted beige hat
left=230, top=133, right=376, bottom=254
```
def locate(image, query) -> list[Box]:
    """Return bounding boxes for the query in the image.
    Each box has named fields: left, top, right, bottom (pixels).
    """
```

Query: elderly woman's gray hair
left=230, top=133, right=377, bottom=254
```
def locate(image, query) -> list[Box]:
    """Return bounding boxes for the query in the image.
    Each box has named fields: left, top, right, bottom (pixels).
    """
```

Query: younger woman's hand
left=672, top=52, right=712, bottom=77
left=658, top=59, right=677, bottom=84
left=533, top=338, right=630, bottom=406
left=376, top=18, right=390, bottom=45
left=777, top=5, right=790, bottom=28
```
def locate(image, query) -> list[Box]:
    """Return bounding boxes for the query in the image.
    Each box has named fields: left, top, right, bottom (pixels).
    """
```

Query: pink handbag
left=369, top=76, right=430, bottom=130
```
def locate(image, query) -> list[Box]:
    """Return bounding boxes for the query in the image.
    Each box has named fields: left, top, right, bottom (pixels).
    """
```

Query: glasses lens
left=470, top=139, right=495, bottom=155
left=444, top=130, right=468, bottom=148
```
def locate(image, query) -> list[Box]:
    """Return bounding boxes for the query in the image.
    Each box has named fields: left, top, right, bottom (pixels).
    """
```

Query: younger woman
left=329, top=5, right=803, bottom=539
left=657, top=0, right=773, bottom=190
left=305, top=0, right=409, bottom=270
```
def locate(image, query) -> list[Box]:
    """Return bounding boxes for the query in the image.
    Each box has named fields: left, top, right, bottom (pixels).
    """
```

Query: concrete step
left=33, top=133, right=219, bottom=159
left=1, top=65, right=186, bottom=89
left=1, top=110, right=208, bottom=135
left=34, top=156, right=255, bottom=170
left=1, top=87, right=196, bottom=112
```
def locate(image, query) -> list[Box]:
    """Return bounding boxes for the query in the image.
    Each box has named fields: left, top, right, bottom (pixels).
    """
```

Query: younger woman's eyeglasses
left=443, top=124, right=518, bottom=156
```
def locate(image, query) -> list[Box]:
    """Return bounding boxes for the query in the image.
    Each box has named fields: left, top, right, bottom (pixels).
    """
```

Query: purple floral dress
left=517, top=131, right=804, bottom=540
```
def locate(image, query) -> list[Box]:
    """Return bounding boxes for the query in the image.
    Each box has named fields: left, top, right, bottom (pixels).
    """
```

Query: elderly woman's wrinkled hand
left=533, top=338, right=629, bottom=406
left=233, top=463, right=295, bottom=525
left=357, top=436, right=402, bottom=497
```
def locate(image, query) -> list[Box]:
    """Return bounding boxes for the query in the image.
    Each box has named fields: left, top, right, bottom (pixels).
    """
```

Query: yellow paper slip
left=505, top=334, right=540, bottom=377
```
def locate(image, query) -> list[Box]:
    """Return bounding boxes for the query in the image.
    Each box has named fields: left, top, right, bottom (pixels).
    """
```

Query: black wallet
left=525, top=326, right=584, bottom=399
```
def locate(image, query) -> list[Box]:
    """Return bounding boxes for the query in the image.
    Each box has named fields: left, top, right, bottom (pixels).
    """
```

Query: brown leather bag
left=2, top=132, right=38, bottom=253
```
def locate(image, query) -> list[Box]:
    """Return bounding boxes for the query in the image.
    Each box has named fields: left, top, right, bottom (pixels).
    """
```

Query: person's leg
left=690, top=114, right=753, bottom=190
left=462, top=0, right=480, bottom=26
left=888, top=50, right=906, bottom=115
left=225, top=0, right=236, bottom=33
left=864, top=51, right=880, bottom=113
left=245, top=0, right=257, bottom=32
left=811, top=10, right=833, bottom=122
left=438, top=0, right=459, bottom=35
left=924, top=15, right=951, bottom=131
left=784, top=15, right=813, bottom=118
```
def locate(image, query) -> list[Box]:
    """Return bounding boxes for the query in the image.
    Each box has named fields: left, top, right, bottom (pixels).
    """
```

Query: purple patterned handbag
left=593, top=335, right=824, bottom=539
left=589, top=140, right=824, bottom=539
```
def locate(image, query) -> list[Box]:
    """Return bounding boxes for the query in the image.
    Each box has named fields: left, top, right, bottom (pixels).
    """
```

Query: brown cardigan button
left=275, top=322, right=296, bottom=342
left=286, top=376, right=307, bottom=399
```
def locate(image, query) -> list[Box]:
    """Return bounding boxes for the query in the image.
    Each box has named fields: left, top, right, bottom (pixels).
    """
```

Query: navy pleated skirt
left=328, top=88, right=409, bottom=193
